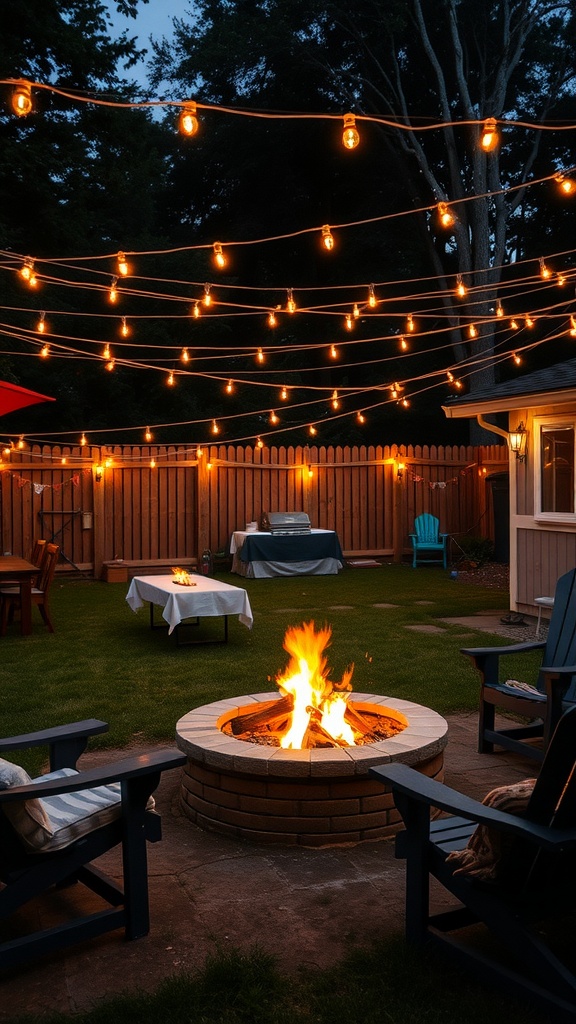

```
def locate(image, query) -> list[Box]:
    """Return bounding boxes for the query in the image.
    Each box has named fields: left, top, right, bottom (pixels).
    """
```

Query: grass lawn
left=0, top=562, right=539, bottom=773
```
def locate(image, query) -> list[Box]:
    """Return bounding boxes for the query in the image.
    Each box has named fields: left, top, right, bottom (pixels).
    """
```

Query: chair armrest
left=0, top=719, right=109, bottom=752
left=540, top=663, right=576, bottom=678
left=0, top=719, right=109, bottom=771
left=0, top=749, right=186, bottom=803
left=461, top=641, right=545, bottom=659
left=369, top=763, right=576, bottom=851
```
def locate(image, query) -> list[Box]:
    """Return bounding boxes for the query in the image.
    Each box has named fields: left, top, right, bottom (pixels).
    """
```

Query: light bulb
left=329, top=344, right=338, bottom=359
left=331, top=390, right=339, bottom=410
left=345, top=313, right=353, bottom=331
left=407, top=314, right=415, bottom=332
left=468, top=323, right=478, bottom=338
left=213, top=242, right=226, bottom=268
left=105, top=358, right=115, bottom=371
left=570, top=316, right=576, bottom=337
left=280, top=385, right=288, bottom=400
left=36, top=312, right=46, bottom=333
left=226, top=379, right=234, bottom=394
left=510, top=318, right=519, bottom=330
left=321, top=225, right=334, bottom=250
left=438, top=202, right=455, bottom=228
left=456, top=274, right=467, bottom=298
left=342, top=113, right=359, bottom=149
left=179, top=102, right=198, bottom=136
left=269, top=411, right=279, bottom=425
left=480, top=118, right=499, bottom=152
left=167, top=371, right=175, bottom=386
left=308, top=424, right=317, bottom=436
left=399, top=335, right=408, bottom=351
left=256, top=436, right=264, bottom=448
left=181, top=347, right=190, bottom=362
left=539, top=257, right=551, bottom=279
left=256, top=347, right=265, bottom=363
left=12, top=83, right=32, bottom=117
left=109, top=277, right=118, bottom=303
left=353, top=303, right=360, bottom=319
left=102, top=344, right=111, bottom=360
left=20, top=260, right=33, bottom=281
left=211, top=419, right=219, bottom=434
left=40, top=343, right=49, bottom=358
left=286, top=289, right=296, bottom=313
left=556, top=174, right=576, bottom=195
left=496, top=301, right=504, bottom=317
left=525, top=315, right=535, bottom=327
left=117, top=252, right=129, bottom=276
left=557, top=273, right=566, bottom=287
left=513, top=352, right=522, bottom=365
left=120, top=316, right=129, bottom=337
left=203, top=284, right=212, bottom=306
left=193, top=301, right=200, bottom=318
left=150, top=458, right=156, bottom=469
left=144, top=427, right=153, bottom=442
left=356, top=411, right=366, bottom=424
left=267, top=310, right=277, bottom=327
left=368, top=285, right=377, bottom=308
left=80, top=433, right=87, bottom=447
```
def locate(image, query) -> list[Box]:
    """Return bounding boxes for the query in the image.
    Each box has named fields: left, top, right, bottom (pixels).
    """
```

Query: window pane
left=541, top=427, right=574, bottom=513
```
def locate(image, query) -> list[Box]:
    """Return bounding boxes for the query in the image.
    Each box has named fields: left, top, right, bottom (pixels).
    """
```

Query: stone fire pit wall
left=176, top=693, right=448, bottom=847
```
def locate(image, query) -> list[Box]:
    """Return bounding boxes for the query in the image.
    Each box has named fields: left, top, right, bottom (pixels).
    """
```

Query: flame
left=171, top=567, right=196, bottom=586
left=275, top=621, right=355, bottom=748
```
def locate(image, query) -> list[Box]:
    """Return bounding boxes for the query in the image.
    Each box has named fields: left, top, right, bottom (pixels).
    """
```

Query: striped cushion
left=33, top=768, right=123, bottom=852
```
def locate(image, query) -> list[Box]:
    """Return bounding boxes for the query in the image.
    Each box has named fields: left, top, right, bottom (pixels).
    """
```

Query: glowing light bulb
left=80, top=433, right=87, bottom=447
left=286, top=289, right=296, bottom=313
left=557, top=273, right=566, bottom=287
left=179, top=102, right=198, bottom=136
left=193, top=301, right=200, bottom=318
left=356, top=411, right=366, bottom=424
left=280, top=385, right=288, bottom=400
left=117, top=252, right=129, bottom=277
left=256, top=347, right=265, bottom=363
left=203, top=284, right=212, bottom=306
left=455, top=274, right=467, bottom=298
left=196, top=447, right=203, bottom=458
left=267, top=310, right=277, bottom=328
left=40, top=343, right=49, bottom=358
left=496, top=301, right=504, bottom=317
left=12, top=83, right=32, bottom=117
left=321, top=225, right=334, bottom=250
left=342, top=113, right=360, bottom=149
left=525, top=315, right=534, bottom=328
left=438, top=202, right=454, bottom=228
left=331, top=390, right=339, bottom=410
left=513, top=352, right=522, bottom=365
left=329, top=344, right=338, bottom=359
left=353, top=303, right=360, bottom=319
left=150, top=458, right=156, bottom=469
left=480, top=118, right=499, bottom=151
left=368, top=285, right=377, bottom=308
left=407, top=314, right=415, bottom=332
left=167, top=371, right=175, bottom=386
left=539, top=257, right=551, bottom=279
left=109, top=277, right=118, bottom=303
left=105, top=358, right=115, bottom=371
left=213, top=242, right=226, bottom=268
left=399, top=335, right=408, bottom=351
left=102, top=344, right=111, bottom=360
left=269, top=410, right=279, bottom=425
left=510, top=318, right=519, bottom=330
left=570, top=316, right=576, bottom=337
left=226, top=379, right=234, bottom=394
left=181, top=347, right=190, bottom=363
left=555, top=173, right=576, bottom=195
left=144, top=427, right=153, bottom=442
left=308, top=425, right=317, bottom=436
left=211, top=419, right=219, bottom=435
left=36, top=312, right=46, bottom=333
left=20, top=260, right=33, bottom=281
left=256, top=436, right=264, bottom=449
left=120, top=316, right=129, bottom=337
left=468, top=323, right=478, bottom=339
left=345, top=313, right=353, bottom=331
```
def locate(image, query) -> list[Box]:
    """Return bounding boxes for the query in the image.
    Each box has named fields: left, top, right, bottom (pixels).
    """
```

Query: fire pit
left=176, top=622, right=448, bottom=846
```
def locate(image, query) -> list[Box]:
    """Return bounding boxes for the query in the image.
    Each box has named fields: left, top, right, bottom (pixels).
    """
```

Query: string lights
left=12, top=82, right=32, bottom=117
left=179, top=101, right=198, bottom=136
left=342, top=113, right=360, bottom=149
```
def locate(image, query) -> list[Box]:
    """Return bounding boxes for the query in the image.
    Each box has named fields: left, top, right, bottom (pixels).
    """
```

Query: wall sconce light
left=396, top=461, right=406, bottom=481
left=509, top=422, right=528, bottom=462
left=94, top=463, right=104, bottom=482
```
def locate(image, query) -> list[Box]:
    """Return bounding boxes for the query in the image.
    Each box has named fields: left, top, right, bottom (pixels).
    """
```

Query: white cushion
left=0, top=757, right=54, bottom=849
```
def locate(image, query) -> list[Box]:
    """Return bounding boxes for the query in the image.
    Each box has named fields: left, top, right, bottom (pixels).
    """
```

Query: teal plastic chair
left=409, top=513, right=448, bottom=568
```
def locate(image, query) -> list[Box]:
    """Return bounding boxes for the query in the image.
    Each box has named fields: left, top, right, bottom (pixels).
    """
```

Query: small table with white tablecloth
left=126, top=574, right=253, bottom=644
left=229, top=529, right=343, bottom=578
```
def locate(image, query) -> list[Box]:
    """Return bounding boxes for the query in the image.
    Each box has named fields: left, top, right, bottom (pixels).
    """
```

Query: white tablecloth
left=126, top=574, right=253, bottom=634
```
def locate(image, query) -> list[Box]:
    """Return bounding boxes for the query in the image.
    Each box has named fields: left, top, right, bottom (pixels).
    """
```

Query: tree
left=150, top=0, right=576, bottom=440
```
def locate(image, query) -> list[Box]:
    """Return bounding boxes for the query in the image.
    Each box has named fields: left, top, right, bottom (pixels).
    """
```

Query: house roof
left=443, top=358, right=576, bottom=418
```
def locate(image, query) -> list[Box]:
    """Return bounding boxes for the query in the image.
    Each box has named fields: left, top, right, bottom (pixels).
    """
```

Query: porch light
left=509, top=422, right=527, bottom=462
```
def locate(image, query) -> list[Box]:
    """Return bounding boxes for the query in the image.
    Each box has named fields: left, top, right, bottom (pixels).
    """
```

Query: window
left=535, top=418, right=576, bottom=519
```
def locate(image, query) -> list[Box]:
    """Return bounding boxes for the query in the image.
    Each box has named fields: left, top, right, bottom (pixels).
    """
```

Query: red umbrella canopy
left=0, top=380, right=55, bottom=416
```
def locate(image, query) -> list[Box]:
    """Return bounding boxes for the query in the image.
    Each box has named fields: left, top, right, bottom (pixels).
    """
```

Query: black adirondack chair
left=0, top=719, right=186, bottom=970
left=462, top=567, right=576, bottom=762
left=369, top=706, right=576, bottom=1021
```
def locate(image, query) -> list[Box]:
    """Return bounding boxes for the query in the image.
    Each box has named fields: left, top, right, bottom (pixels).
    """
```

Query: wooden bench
left=102, top=559, right=197, bottom=583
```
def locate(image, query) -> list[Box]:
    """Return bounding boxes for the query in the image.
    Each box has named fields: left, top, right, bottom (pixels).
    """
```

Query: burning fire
left=171, top=567, right=196, bottom=586
left=275, top=621, right=355, bottom=748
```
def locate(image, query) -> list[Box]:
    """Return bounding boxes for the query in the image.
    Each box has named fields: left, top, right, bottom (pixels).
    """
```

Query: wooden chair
left=369, top=706, right=576, bottom=1020
left=409, top=513, right=448, bottom=568
left=30, top=537, right=47, bottom=568
left=462, top=567, right=576, bottom=762
left=0, top=719, right=186, bottom=969
left=0, top=541, right=60, bottom=634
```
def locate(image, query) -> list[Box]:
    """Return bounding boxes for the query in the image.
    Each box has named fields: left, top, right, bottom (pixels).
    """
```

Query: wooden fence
left=0, top=442, right=508, bottom=576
